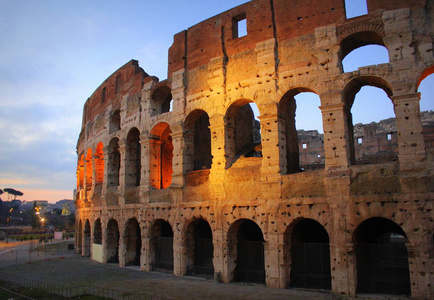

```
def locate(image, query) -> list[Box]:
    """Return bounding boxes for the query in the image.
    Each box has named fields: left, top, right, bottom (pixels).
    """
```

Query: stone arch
left=150, top=123, right=173, bottom=189
left=338, top=27, right=386, bottom=62
left=227, top=219, right=265, bottom=284
left=85, top=148, right=93, bottom=191
left=93, top=218, right=102, bottom=244
left=150, top=219, right=174, bottom=273
left=416, top=65, right=434, bottom=90
left=83, top=219, right=91, bottom=257
left=77, top=154, right=84, bottom=190
left=107, top=218, right=120, bottom=264
left=279, top=87, right=321, bottom=174
left=283, top=218, right=331, bottom=290
left=151, top=85, right=173, bottom=116
left=107, top=138, right=120, bottom=189
left=125, top=127, right=141, bottom=188
left=94, top=142, right=104, bottom=188
left=353, top=217, right=410, bottom=296
left=225, top=99, right=262, bottom=168
left=342, top=76, right=395, bottom=165
left=124, top=217, right=141, bottom=266
left=184, top=109, right=212, bottom=172
left=184, top=218, right=214, bottom=278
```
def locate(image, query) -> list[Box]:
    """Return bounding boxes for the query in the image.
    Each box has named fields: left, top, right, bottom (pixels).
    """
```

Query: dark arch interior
left=234, top=220, right=265, bottom=284
left=107, top=219, right=119, bottom=263
left=125, top=218, right=141, bottom=266
left=154, top=220, right=173, bottom=272
left=93, top=219, right=102, bottom=244
left=187, top=219, right=214, bottom=277
left=355, top=218, right=410, bottom=295
left=289, top=219, right=331, bottom=290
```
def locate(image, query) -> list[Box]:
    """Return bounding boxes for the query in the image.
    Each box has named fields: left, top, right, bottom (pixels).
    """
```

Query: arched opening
left=77, top=154, right=84, bottom=190
left=355, top=217, right=410, bottom=295
left=225, top=100, right=262, bottom=168
left=287, top=219, right=331, bottom=290
left=343, top=77, right=396, bottom=165
left=150, top=123, right=173, bottom=189
left=417, top=72, right=434, bottom=153
left=106, top=219, right=119, bottom=264
left=93, top=218, right=102, bottom=245
left=125, top=128, right=141, bottom=188
left=77, top=219, right=83, bottom=254
left=344, top=0, right=368, bottom=19
left=151, top=219, right=174, bottom=273
left=339, top=31, right=385, bottom=72
left=228, top=219, right=265, bottom=284
left=342, top=45, right=389, bottom=73
left=94, top=143, right=104, bottom=190
left=85, top=149, right=93, bottom=191
left=151, top=86, right=173, bottom=116
left=110, top=109, right=121, bottom=133
left=184, top=110, right=212, bottom=173
left=185, top=219, right=214, bottom=278
left=280, top=88, right=322, bottom=173
left=107, top=138, right=120, bottom=188
left=83, top=219, right=91, bottom=257
left=125, top=218, right=141, bottom=266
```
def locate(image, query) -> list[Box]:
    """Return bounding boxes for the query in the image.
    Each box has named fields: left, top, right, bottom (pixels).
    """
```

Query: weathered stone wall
left=75, top=0, right=433, bottom=298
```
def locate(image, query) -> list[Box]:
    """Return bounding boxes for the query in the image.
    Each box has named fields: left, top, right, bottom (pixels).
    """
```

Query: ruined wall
left=76, top=0, right=433, bottom=299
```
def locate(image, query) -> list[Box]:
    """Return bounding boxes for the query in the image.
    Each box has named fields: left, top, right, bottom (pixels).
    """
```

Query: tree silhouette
left=3, top=188, right=24, bottom=201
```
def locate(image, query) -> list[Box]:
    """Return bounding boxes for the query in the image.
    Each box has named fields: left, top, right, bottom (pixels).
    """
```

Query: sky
left=0, top=0, right=432, bottom=203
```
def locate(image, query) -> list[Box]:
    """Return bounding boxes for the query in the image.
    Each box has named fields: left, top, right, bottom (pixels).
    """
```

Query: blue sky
left=0, top=0, right=432, bottom=202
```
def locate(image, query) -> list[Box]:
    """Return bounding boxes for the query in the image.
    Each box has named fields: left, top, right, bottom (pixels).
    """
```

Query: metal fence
left=0, top=241, right=165, bottom=299
left=1, top=274, right=162, bottom=299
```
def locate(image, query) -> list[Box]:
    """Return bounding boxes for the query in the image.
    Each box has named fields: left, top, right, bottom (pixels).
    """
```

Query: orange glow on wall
left=150, top=123, right=173, bottom=189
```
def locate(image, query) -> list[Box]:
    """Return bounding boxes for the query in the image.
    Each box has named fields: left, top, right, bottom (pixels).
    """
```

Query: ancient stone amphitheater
left=75, top=0, right=433, bottom=298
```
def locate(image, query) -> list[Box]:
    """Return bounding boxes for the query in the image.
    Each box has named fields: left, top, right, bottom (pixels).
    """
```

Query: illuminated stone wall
left=75, top=1, right=433, bottom=298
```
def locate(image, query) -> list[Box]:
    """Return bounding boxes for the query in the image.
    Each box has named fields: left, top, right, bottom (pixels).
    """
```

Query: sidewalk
left=0, top=254, right=340, bottom=300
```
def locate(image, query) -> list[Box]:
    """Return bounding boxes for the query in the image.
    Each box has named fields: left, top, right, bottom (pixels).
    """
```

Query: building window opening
left=150, top=123, right=173, bottom=189
left=231, top=219, right=265, bottom=284
left=225, top=100, right=262, bottom=168
left=101, top=87, right=106, bottom=103
left=184, top=110, right=212, bottom=173
left=355, top=217, right=410, bottom=295
left=110, top=110, right=121, bottom=133
left=387, top=133, right=392, bottom=141
left=186, top=219, right=214, bottom=278
left=343, top=45, right=389, bottom=73
left=233, top=13, right=247, bottom=38
left=151, top=86, right=173, bottom=116
left=115, top=74, right=122, bottom=94
left=280, top=90, right=323, bottom=173
left=125, top=218, right=141, bottom=266
left=107, top=138, right=120, bottom=189
left=77, top=154, right=84, bottom=190
left=93, top=219, right=102, bottom=245
left=287, top=219, right=331, bottom=291
left=125, top=128, right=141, bottom=189
left=95, top=143, right=104, bottom=188
left=417, top=72, right=434, bottom=152
left=345, top=0, right=368, bottom=19
left=107, top=219, right=119, bottom=263
left=152, top=220, right=174, bottom=273
left=347, top=82, right=396, bottom=165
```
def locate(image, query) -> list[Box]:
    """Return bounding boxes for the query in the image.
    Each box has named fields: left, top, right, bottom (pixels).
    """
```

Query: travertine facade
left=75, top=0, right=434, bottom=298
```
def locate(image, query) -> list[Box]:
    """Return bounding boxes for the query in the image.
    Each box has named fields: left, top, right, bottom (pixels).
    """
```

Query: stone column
left=173, top=220, right=185, bottom=276
left=118, top=223, right=126, bottom=268
left=170, top=122, right=185, bottom=187
left=393, top=93, right=426, bottom=171
left=102, top=147, right=110, bottom=198
left=118, top=140, right=126, bottom=205
left=101, top=218, right=108, bottom=263
left=208, top=115, right=227, bottom=200
left=264, top=238, right=280, bottom=288
left=139, top=134, right=150, bottom=203
left=258, top=102, right=282, bottom=199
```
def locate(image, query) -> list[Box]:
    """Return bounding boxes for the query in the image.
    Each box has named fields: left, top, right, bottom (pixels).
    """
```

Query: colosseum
left=75, top=0, right=433, bottom=298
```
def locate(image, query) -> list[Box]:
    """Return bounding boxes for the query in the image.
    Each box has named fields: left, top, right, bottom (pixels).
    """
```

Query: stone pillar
left=139, top=135, right=150, bottom=203
left=264, top=237, right=280, bottom=288
left=101, top=218, right=108, bottom=263
left=170, top=122, right=185, bottom=187
left=149, top=139, right=162, bottom=189
left=141, top=236, right=151, bottom=271
left=393, top=93, right=426, bottom=171
left=258, top=102, right=282, bottom=199
left=118, top=140, right=126, bottom=205
left=102, top=147, right=110, bottom=198
left=407, top=239, right=433, bottom=299
left=212, top=225, right=225, bottom=283
left=208, top=115, right=227, bottom=200
left=118, top=223, right=126, bottom=268
left=173, top=220, right=185, bottom=276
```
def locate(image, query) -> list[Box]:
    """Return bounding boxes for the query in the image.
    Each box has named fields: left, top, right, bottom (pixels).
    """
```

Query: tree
left=3, top=188, right=24, bottom=201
